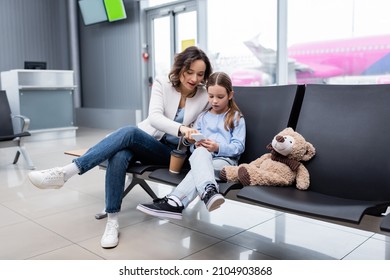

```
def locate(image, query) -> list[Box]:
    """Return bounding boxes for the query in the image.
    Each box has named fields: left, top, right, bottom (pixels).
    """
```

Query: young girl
left=137, top=72, right=246, bottom=219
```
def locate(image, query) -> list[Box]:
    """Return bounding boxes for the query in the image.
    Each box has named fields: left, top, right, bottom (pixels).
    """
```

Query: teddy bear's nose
left=276, top=135, right=284, bottom=142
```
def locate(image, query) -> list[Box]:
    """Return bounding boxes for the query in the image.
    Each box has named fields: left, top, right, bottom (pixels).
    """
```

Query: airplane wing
left=292, top=60, right=312, bottom=72
left=294, top=62, right=344, bottom=77
left=243, top=34, right=277, bottom=65
left=244, top=34, right=305, bottom=72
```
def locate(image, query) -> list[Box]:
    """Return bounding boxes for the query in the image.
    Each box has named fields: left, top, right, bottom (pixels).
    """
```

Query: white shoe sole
left=206, top=195, right=225, bottom=212
left=100, top=230, right=119, bottom=249
left=136, top=204, right=182, bottom=220
left=28, top=172, right=64, bottom=189
left=101, top=237, right=119, bottom=249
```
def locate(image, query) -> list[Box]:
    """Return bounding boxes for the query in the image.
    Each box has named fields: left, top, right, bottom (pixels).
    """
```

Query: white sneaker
left=28, top=167, right=65, bottom=189
left=100, top=220, right=119, bottom=249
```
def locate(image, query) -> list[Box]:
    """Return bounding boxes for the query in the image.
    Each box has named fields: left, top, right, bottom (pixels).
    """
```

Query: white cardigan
left=137, top=76, right=209, bottom=140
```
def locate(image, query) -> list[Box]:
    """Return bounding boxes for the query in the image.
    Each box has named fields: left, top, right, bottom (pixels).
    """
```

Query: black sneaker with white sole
left=202, top=185, right=225, bottom=212
left=136, top=197, right=184, bottom=220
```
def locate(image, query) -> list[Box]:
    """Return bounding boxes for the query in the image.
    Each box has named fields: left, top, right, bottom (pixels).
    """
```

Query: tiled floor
left=1, top=127, right=390, bottom=260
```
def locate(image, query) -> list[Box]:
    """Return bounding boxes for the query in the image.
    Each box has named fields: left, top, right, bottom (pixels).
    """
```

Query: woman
left=28, top=46, right=213, bottom=249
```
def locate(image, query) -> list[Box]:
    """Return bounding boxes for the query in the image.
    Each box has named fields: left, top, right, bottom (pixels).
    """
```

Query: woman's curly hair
left=168, top=46, right=213, bottom=90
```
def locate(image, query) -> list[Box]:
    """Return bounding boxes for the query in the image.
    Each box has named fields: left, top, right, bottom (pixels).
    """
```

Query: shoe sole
left=206, top=195, right=225, bottom=212
left=101, top=233, right=119, bottom=249
left=136, top=204, right=182, bottom=220
left=28, top=173, right=63, bottom=190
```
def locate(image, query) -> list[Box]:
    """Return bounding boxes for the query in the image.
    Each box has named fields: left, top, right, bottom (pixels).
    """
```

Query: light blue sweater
left=194, top=110, right=246, bottom=160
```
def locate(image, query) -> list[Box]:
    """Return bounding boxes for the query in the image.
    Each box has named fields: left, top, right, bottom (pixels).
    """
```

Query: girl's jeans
left=73, top=126, right=174, bottom=213
left=169, top=147, right=235, bottom=208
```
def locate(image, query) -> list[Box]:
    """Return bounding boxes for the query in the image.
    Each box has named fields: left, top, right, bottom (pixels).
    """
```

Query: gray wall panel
left=78, top=0, right=142, bottom=112
left=0, top=0, right=69, bottom=75
left=0, top=0, right=142, bottom=129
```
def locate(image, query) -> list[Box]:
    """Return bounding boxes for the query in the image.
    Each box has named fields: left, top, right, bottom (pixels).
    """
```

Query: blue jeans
left=73, top=126, right=174, bottom=213
left=169, top=147, right=235, bottom=207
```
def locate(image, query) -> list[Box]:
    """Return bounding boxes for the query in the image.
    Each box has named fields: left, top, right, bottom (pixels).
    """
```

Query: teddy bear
left=220, top=127, right=316, bottom=190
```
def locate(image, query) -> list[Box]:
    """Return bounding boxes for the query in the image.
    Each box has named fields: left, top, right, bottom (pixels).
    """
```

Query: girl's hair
left=168, top=46, right=213, bottom=89
left=206, top=72, right=243, bottom=131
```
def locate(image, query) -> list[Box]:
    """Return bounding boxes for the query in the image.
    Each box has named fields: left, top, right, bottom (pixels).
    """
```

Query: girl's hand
left=198, top=139, right=219, bottom=153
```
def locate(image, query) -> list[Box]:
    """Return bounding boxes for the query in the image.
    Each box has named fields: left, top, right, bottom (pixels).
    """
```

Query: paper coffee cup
left=169, top=149, right=186, bottom=174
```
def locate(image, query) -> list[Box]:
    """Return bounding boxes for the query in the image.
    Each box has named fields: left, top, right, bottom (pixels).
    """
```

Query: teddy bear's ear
left=283, top=127, right=294, bottom=133
left=302, top=142, right=316, bottom=161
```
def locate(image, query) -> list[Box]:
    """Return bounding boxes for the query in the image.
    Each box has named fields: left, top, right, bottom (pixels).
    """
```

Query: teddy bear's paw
left=296, top=183, right=309, bottom=190
left=219, top=168, right=228, bottom=182
left=219, top=166, right=239, bottom=182
left=296, top=175, right=310, bottom=190
left=238, top=166, right=252, bottom=186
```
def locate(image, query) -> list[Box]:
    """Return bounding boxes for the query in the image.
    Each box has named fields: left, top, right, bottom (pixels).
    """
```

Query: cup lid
left=171, top=149, right=186, bottom=156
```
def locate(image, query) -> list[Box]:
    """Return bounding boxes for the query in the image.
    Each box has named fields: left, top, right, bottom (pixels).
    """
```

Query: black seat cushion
left=380, top=214, right=390, bottom=232
left=0, top=90, right=16, bottom=137
left=238, top=186, right=388, bottom=223
left=0, top=131, right=31, bottom=141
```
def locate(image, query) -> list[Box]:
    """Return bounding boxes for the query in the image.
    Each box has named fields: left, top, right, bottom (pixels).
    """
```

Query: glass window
left=146, top=0, right=180, bottom=7
left=142, top=0, right=390, bottom=112
left=207, top=0, right=277, bottom=86
left=205, top=0, right=390, bottom=85
left=176, top=11, right=197, bottom=53
left=288, top=0, right=390, bottom=84
left=152, top=16, right=171, bottom=78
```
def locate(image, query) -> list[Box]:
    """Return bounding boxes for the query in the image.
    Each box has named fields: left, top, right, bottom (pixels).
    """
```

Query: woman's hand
left=180, top=126, right=198, bottom=143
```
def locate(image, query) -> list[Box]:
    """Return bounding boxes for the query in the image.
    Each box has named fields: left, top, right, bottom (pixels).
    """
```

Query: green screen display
left=104, top=0, right=127, bottom=22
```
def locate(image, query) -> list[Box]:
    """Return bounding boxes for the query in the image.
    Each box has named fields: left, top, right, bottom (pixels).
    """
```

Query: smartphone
left=192, top=133, right=205, bottom=142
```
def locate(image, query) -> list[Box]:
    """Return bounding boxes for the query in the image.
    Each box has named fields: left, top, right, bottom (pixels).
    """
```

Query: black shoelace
left=153, top=196, right=181, bottom=208
left=202, top=185, right=217, bottom=201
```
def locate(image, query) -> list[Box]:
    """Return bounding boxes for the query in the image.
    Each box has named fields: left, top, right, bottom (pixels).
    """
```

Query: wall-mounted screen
left=104, top=0, right=127, bottom=22
left=78, top=0, right=127, bottom=26
left=78, top=0, right=108, bottom=26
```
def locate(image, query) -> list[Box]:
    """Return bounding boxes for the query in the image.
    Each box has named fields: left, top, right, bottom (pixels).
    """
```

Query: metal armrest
left=12, top=114, right=30, bottom=132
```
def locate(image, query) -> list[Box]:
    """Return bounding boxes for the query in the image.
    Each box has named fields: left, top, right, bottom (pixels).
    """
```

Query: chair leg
left=18, top=145, right=35, bottom=169
left=122, top=176, right=158, bottom=200
left=95, top=209, right=107, bottom=220
left=136, top=178, right=158, bottom=199
left=13, top=150, right=21, bottom=164
left=94, top=174, right=158, bottom=220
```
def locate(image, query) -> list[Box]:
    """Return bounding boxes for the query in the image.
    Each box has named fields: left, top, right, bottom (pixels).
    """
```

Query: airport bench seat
left=237, top=84, right=390, bottom=227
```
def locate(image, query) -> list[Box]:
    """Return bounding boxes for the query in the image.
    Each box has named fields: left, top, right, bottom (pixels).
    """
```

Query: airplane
left=231, top=33, right=390, bottom=85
